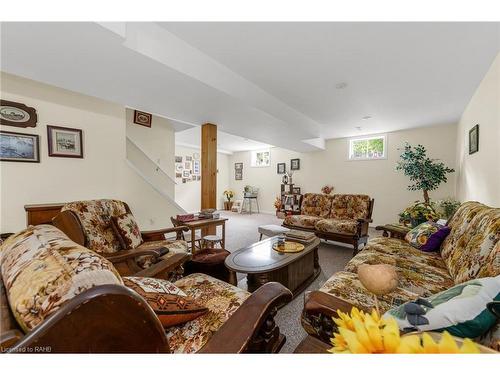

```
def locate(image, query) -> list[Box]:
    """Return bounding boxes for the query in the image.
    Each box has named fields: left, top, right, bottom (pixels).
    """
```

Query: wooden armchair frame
left=1, top=282, right=292, bottom=354
left=52, top=202, right=190, bottom=278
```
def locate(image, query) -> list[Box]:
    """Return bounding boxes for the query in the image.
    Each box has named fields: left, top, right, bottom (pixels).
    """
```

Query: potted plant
left=274, top=196, right=283, bottom=218
left=396, top=143, right=454, bottom=204
left=433, top=197, right=461, bottom=220
left=223, top=190, right=234, bottom=210
left=399, top=201, right=438, bottom=227
left=321, top=185, right=334, bottom=195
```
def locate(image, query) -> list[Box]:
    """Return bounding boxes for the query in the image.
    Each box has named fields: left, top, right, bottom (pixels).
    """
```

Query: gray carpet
left=218, top=211, right=379, bottom=353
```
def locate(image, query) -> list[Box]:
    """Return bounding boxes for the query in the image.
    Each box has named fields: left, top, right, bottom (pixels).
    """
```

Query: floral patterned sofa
left=52, top=199, right=190, bottom=279
left=302, top=201, right=500, bottom=345
left=283, top=193, right=374, bottom=254
left=0, top=225, right=292, bottom=353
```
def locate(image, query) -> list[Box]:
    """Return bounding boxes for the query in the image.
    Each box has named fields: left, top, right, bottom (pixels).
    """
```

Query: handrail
left=125, top=160, right=186, bottom=214
left=126, top=136, right=177, bottom=185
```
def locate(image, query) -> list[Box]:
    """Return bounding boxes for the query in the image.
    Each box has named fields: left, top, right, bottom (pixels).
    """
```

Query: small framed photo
left=277, top=162, right=286, bottom=174
left=175, top=173, right=182, bottom=178
left=290, top=158, right=300, bottom=170
left=133, top=110, right=152, bottom=127
left=184, top=161, right=192, bottom=170
left=234, top=162, right=243, bottom=170
left=193, top=160, right=200, bottom=174
left=196, top=175, right=201, bottom=181
left=186, top=155, right=193, bottom=162
left=469, top=124, right=479, bottom=154
left=175, top=155, right=182, bottom=163
left=235, top=170, right=243, bottom=180
left=0, top=130, right=40, bottom=162
left=182, top=170, right=190, bottom=178
left=175, top=163, right=183, bottom=172
left=292, top=187, right=301, bottom=194
left=47, top=125, right=83, bottom=158
left=182, top=178, right=187, bottom=183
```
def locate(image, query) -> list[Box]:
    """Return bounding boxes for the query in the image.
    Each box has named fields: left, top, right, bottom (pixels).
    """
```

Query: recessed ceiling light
left=362, top=116, right=372, bottom=120
left=335, top=82, right=348, bottom=89
left=355, top=126, right=362, bottom=131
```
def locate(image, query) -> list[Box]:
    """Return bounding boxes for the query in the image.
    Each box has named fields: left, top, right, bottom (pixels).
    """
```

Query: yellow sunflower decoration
left=328, top=307, right=480, bottom=354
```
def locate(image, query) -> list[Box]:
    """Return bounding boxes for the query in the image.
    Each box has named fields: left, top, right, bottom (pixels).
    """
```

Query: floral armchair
left=52, top=199, right=190, bottom=280
left=0, top=225, right=292, bottom=353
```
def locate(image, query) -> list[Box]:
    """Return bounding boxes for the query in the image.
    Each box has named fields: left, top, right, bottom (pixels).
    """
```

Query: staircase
left=125, top=136, right=186, bottom=213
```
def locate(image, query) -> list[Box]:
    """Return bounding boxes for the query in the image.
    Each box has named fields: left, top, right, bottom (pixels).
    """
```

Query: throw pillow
left=123, top=276, right=208, bottom=328
left=405, top=221, right=450, bottom=252
left=110, top=212, right=143, bottom=249
left=384, top=276, right=500, bottom=339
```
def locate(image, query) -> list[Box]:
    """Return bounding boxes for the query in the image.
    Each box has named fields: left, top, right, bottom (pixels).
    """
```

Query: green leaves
left=396, top=143, right=454, bottom=203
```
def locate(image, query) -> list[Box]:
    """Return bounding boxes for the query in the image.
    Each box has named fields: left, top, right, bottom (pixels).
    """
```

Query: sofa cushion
left=123, top=276, right=208, bottom=328
left=318, top=271, right=420, bottom=313
left=441, top=202, right=500, bottom=283
left=404, top=221, right=450, bottom=252
left=111, top=212, right=143, bottom=249
left=283, top=214, right=322, bottom=229
left=329, top=194, right=371, bottom=220
left=345, top=249, right=454, bottom=296
left=135, top=239, right=189, bottom=269
left=384, top=276, right=500, bottom=339
left=166, top=273, right=251, bottom=353
left=300, top=193, right=333, bottom=218
left=315, top=218, right=358, bottom=235
left=0, top=225, right=123, bottom=332
left=61, top=199, right=128, bottom=253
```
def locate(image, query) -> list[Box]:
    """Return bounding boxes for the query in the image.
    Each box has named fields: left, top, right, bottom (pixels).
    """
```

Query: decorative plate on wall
left=0, top=100, right=38, bottom=128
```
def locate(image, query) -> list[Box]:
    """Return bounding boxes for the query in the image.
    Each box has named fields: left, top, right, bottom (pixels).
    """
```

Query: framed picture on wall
left=175, top=163, right=183, bottom=172
left=292, top=187, right=301, bottom=194
left=186, top=155, right=193, bottom=162
left=175, top=156, right=182, bottom=163
left=184, top=161, right=191, bottom=170
left=235, top=170, right=243, bottom=180
left=277, top=162, right=286, bottom=174
left=47, top=125, right=83, bottom=158
left=0, top=100, right=38, bottom=128
left=0, top=130, right=40, bottom=162
left=175, top=173, right=182, bottom=178
left=182, top=170, right=190, bottom=178
left=290, top=158, right=300, bottom=170
left=469, top=124, right=479, bottom=154
left=133, top=110, right=152, bottom=127
left=234, top=162, right=243, bottom=170
left=193, top=160, right=200, bottom=174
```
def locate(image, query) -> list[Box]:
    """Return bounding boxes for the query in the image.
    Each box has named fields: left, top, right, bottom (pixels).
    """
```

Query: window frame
left=348, top=134, right=387, bottom=161
left=250, top=149, right=271, bottom=168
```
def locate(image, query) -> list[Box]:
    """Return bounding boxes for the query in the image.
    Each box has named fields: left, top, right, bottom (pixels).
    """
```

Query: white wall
left=174, top=144, right=230, bottom=212
left=0, top=73, right=182, bottom=232
left=455, top=53, right=500, bottom=207
left=229, top=125, right=457, bottom=225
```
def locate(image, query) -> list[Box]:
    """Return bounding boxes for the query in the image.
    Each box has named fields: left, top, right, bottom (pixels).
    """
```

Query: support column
left=201, top=123, right=217, bottom=235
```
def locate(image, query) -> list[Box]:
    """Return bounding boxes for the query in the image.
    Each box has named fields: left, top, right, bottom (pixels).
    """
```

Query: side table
left=375, top=223, right=411, bottom=239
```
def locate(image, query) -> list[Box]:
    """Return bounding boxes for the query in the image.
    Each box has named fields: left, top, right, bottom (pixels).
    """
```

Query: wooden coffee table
left=225, top=236, right=321, bottom=297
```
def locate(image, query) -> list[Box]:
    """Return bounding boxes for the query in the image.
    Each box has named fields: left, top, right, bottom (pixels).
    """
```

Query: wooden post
left=201, top=123, right=217, bottom=235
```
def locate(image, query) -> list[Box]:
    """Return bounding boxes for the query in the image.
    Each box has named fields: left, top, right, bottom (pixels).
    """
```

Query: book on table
left=285, top=229, right=316, bottom=243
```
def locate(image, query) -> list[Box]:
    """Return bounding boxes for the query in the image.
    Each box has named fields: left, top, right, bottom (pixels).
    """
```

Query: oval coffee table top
left=225, top=236, right=320, bottom=273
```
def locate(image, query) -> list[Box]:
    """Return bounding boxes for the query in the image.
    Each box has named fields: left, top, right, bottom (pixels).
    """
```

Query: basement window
left=251, top=149, right=271, bottom=167
left=349, top=135, right=387, bottom=160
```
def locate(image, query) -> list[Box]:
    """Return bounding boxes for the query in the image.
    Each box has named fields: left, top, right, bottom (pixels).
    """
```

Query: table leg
left=191, top=228, right=196, bottom=253
left=222, top=222, right=226, bottom=249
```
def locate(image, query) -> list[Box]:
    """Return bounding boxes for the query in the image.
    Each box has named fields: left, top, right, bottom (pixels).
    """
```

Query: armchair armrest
left=199, top=282, right=292, bottom=354
left=304, top=290, right=363, bottom=318
left=133, top=253, right=190, bottom=278
left=141, top=226, right=189, bottom=241
left=8, top=285, right=169, bottom=353
left=357, top=218, right=373, bottom=224
left=103, top=248, right=161, bottom=263
left=356, top=218, right=372, bottom=237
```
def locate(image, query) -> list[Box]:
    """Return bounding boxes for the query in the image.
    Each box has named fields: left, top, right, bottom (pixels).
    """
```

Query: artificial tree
left=396, top=143, right=454, bottom=204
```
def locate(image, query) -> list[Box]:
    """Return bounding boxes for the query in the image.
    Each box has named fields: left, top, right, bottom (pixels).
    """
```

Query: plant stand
left=223, top=201, right=234, bottom=211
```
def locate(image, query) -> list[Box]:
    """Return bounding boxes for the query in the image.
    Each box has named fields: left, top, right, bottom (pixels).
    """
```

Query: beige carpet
left=217, top=211, right=379, bottom=353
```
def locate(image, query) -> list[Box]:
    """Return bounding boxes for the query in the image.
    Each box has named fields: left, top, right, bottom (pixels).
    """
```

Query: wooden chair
left=170, top=216, right=203, bottom=251
left=53, top=199, right=190, bottom=279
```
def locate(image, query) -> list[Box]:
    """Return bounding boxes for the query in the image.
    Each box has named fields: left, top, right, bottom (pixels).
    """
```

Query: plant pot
left=224, top=201, right=234, bottom=211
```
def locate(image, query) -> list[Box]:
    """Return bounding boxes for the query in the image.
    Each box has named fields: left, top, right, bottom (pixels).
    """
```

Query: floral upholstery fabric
left=315, top=218, right=358, bottom=235
left=441, top=203, right=500, bottom=283
left=405, top=221, right=443, bottom=249
left=300, top=193, right=333, bottom=218
left=283, top=214, right=322, bottom=229
left=0, top=225, right=122, bottom=332
left=319, top=271, right=420, bottom=313
left=329, top=194, right=371, bottom=220
left=111, top=212, right=143, bottom=249
left=61, top=199, right=128, bottom=253
left=135, top=239, right=189, bottom=269
left=166, top=273, right=250, bottom=353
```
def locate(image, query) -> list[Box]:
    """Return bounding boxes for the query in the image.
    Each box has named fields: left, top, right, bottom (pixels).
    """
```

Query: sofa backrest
left=0, top=225, right=123, bottom=333
left=441, top=201, right=500, bottom=284
left=61, top=199, right=129, bottom=253
left=300, top=193, right=334, bottom=218
left=329, top=194, right=372, bottom=220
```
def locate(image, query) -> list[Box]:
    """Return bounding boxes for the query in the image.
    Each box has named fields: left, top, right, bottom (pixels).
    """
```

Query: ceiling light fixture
left=362, top=116, right=372, bottom=120
left=355, top=126, right=362, bottom=131
left=335, top=82, right=348, bottom=89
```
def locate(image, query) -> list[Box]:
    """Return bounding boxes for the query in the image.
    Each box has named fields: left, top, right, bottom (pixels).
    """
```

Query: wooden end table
left=375, top=223, right=411, bottom=240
